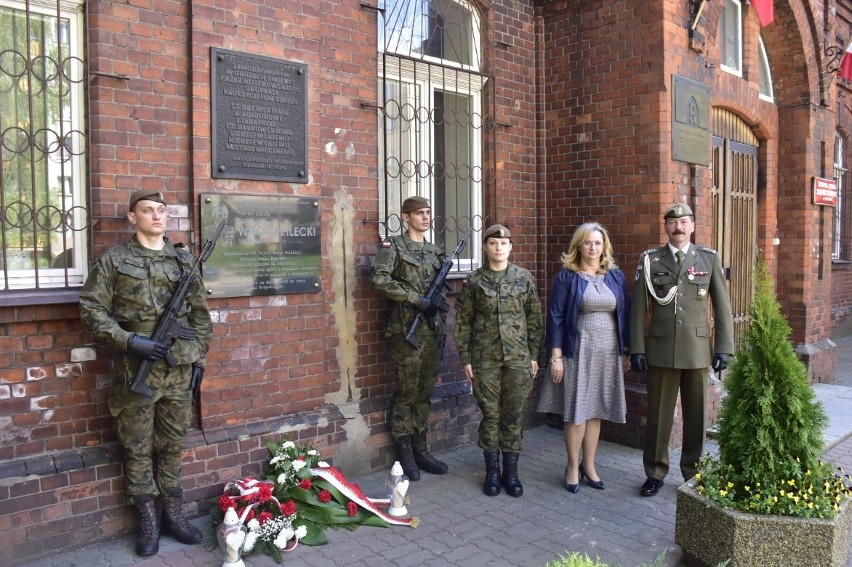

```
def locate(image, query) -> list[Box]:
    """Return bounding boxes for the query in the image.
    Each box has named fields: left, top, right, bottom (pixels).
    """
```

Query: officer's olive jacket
left=453, top=263, right=543, bottom=368
left=370, top=233, right=447, bottom=337
left=546, top=267, right=630, bottom=358
left=629, top=244, right=734, bottom=369
left=79, top=235, right=212, bottom=367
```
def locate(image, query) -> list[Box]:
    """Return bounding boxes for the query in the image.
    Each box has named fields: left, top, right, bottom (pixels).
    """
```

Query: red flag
left=752, top=0, right=773, bottom=27
left=841, top=45, right=852, bottom=82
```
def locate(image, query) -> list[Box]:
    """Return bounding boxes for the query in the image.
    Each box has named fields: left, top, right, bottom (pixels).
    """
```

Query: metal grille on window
left=0, top=0, right=88, bottom=291
left=377, top=0, right=496, bottom=270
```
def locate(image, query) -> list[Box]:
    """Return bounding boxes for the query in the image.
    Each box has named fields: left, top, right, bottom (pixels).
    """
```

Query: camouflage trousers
left=472, top=362, right=532, bottom=452
left=389, top=332, right=443, bottom=440
left=109, top=358, right=192, bottom=504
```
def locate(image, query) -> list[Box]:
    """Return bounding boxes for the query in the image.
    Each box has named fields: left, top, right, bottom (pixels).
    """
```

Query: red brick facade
left=1, top=0, right=849, bottom=561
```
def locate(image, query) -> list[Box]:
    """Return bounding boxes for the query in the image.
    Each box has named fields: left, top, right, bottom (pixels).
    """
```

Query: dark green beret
left=663, top=203, right=693, bottom=219
left=483, top=224, right=511, bottom=241
left=401, top=196, right=430, bottom=213
left=129, top=189, right=165, bottom=211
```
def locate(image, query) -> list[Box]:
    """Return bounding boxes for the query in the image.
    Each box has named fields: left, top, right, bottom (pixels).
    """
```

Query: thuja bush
left=695, top=257, right=852, bottom=518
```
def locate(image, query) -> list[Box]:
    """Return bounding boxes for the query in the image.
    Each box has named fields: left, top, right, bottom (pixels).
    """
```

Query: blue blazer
left=546, top=267, right=630, bottom=358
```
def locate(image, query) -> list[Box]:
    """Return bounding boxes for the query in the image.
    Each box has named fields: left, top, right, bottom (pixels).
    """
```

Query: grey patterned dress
left=537, top=273, right=626, bottom=424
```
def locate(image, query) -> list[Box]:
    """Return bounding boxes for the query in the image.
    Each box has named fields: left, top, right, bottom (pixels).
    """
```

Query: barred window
left=377, top=0, right=495, bottom=270
left=0, top=0, right=87, bottom=293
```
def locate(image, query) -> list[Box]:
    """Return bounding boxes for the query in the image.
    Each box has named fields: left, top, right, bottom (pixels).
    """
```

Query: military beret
left=401, top=196, right=430, bottom=213
left=663, top=203, right=693, bottom=219
left=483, top=224, right=511, bottom=241
left=129, top=189, right=165, bottom=211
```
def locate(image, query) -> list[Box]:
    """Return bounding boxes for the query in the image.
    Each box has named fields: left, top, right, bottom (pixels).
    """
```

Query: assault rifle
left=404, top=228, right=473, bottom=349
left=129, top=218, right=226, bottom=397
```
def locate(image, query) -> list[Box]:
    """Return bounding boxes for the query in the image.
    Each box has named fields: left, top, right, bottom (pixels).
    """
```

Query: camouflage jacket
left=453, top=264, right=543, bottom=367
left=79, top=235, right=212, bottom=366
left=370, top=233, right=448, bottom=337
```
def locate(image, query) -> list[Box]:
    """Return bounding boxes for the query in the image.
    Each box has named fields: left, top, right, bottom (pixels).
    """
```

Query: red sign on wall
left=812, top=177, right=838, bottom=207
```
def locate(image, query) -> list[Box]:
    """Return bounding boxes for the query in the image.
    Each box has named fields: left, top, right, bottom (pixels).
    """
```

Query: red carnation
left=299, top=479, right=313, bottom=490
left=347, top=501, right=358, bottom=517
left=258, top=511, right=273, bottom=524
left=257, top=483, right=273, bottom=502
left=218, top=495, right=235, bottom=512
left=318, top=489, right=332, bottom=503
left=281, top=500, right=297, bottom=516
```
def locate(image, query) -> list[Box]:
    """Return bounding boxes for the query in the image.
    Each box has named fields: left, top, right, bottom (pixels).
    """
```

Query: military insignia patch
left=698, top=289, right=707, bottom=298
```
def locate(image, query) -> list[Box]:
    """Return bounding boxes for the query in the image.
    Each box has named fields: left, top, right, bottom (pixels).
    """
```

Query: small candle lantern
left=217, top=507, right=248, bottom=567
left=385, top=460, right=410, bottom=517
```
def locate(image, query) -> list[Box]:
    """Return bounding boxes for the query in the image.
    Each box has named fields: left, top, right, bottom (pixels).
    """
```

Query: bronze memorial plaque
left=672, top=74, right=711, bottom=165
left=211, top=48, right=308, bottom=182
left=200, top=194, right=321, bottom=297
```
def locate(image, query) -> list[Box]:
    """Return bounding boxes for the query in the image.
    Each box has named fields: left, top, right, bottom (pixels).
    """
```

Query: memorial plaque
left=211, top=48, right=308, bottom=182
left=672, top=74, right=711, bottom=165
left=200, top=194, right=321, bottom=297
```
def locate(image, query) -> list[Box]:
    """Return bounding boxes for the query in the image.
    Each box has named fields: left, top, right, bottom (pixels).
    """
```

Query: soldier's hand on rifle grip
left=190, top=364, right=204, bottom=397
left=127, top=334, right=170, bottom=361
left=414, top=296, right=438, bottom=318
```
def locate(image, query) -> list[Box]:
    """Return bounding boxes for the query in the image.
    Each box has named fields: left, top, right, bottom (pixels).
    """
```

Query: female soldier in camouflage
left=453, top=224, right=543, bottom=497
left=79, top=189, right=212, bottom=557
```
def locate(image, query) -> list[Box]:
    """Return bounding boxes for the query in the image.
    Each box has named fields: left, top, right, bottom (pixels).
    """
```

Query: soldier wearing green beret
left=79, top=189, right=212, bottom=556
left=629, top=203, right=734, bottom=497
left=370, top=196, right=450, bottom=480
left=453, top=224, right=543, bottom=497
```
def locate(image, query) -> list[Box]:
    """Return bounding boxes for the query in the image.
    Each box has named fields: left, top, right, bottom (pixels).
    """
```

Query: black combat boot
left=483, top=450, right=501, bottom=496
left=161, top=487, right=203, bottom=544
left=501, top=451, right=523, bottom=497
left=412, top=434, right=449, bottom=475
left=132, top=494, right=160, bottom=556
left=396, top=436, right=421, bottom=481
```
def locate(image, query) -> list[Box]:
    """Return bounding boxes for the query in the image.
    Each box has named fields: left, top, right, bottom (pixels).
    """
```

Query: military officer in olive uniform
left=629, top=203, right=734, bottom=497
left=370, top=196, right=450, bottom=481
left=80, top=189, right=212, bottom=556
left=453, top=224, right=543, bottom=497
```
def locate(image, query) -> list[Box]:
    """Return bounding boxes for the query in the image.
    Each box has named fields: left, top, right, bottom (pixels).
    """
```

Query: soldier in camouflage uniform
left=629, top=203, right=734, bottom=498
left=453, top=225, right=543, bottom=497
left=370, top=196, right=450, bottom=481
left=79, top=189, right=212, bottom=557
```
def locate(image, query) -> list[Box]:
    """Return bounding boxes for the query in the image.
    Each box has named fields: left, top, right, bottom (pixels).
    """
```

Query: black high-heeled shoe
left=579, top=461, right=605, bottom=490
left=563, top=466, right=579, bottom=493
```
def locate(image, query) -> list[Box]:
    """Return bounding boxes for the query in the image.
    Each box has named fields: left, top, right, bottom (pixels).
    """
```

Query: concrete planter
left=675, top=479, right=852, bottom=567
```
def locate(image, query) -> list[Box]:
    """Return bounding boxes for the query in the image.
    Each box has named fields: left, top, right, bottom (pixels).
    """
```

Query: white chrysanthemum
left=307, top=449, right=318, bottom=456
left=243, top=531, right=258, bottom=553
left=294, top=525, right=308, bottom=540
left=247, top=518, right=260, bottom=531
left=269, top=456, right=281, bottom=465
left=292, top=460, right=306, bottom=471
left=318, top=461, right=330, bottom=468
left=277, top=473, right=289, bottom=484
left=273, top=525, right=295, bottom=548
left=282, top=441, right=295, bottom=449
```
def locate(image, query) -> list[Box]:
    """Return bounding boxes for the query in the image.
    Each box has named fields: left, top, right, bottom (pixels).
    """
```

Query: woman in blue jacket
left=537, top=222, right=630, bottom=493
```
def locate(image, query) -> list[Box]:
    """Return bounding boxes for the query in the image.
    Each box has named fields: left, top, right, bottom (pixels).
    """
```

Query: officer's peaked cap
left=663, top=203, right=693, bottom=219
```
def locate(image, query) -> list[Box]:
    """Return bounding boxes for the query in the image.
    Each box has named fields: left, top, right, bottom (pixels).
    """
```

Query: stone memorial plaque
left=200, top=194, right=321, bottom=297
left=211, top=48, right=308, bottom=182
left=672, top=74, right=711, bottom=165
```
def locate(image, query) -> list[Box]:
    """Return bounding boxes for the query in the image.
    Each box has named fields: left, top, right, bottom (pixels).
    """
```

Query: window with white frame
left=0, top=0, right=87, bottom=292
left=758, top=36, right=774, bottom=102
left=377, top=0, right=495, bottom=269
left=721, top=0, right=743, bottom=76
left=834, top=132, right=848, bottom=261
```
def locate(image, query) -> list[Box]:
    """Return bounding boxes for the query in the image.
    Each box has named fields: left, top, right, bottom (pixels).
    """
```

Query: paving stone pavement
left=19, top=334, right=852, bottom=567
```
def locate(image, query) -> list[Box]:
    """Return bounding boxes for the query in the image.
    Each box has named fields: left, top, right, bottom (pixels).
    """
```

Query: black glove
left=127, top=334, right=170, bottom=361
left=712, top=353, right=732, bottom=373
left=414, top=296, right=438, bottom=318
left=190, top=364, right=204, bottom=398
left=630, top=353, right=648, bottom=373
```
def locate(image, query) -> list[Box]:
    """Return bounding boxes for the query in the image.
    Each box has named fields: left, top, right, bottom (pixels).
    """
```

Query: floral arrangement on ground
left=208, top=436, right=418, bottom=563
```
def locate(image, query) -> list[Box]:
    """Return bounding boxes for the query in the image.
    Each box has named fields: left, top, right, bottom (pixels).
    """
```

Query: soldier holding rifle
left=370, top=196, right=452, bottom=481
left=80, top=189, right=212, bottom=557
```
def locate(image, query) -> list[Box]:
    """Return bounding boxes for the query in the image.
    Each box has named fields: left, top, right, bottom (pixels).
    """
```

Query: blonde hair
left=561, top=222, right=617, bottom=273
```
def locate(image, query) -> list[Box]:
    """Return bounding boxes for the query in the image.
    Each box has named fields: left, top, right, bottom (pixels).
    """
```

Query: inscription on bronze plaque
left=201, top=194, right=321, bottom=297
left=211, top=48, right=308, bottom=182
left=672, top=75, right=711, bottom=165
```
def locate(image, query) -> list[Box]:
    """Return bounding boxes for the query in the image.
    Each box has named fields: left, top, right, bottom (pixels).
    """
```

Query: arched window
left=721, top=0, right=743, bottom=76
left=835, top=132, right=849, bottom=261
left=377, top=0, right=494, bottom=267
left=758, top=36, right=774, bottom=102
